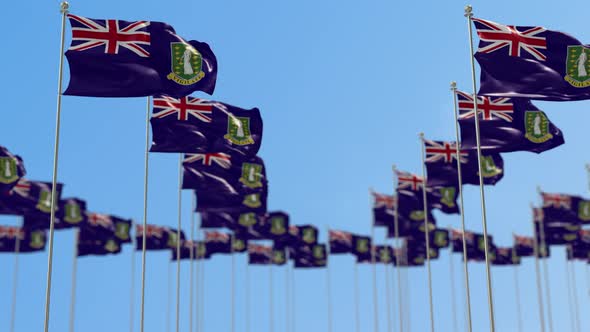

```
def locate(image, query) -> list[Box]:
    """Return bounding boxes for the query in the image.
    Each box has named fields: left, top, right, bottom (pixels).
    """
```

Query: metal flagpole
left=231, top=236, right=236, bottom=332
left=512, top=248, right=523, bottom=332
left=354, top=262, right=361, bottom=332
left=167, top=264, right=172, bottom=332
left=189, top=205, right=195, bottom=332
left=370, top=221, right=380, bottom=332
left=419, top=133, right=435, bottom=332
left=534, top=193, right=554, bottom=332
left=383, top=245, right=392, bottom=332
left=9, top=230, right=21, bottom=332
left=130, top=222, right=136, bottom=332
left=404, top=261, right=411, bottom=332
left=44, top=3, right=69, bottom=331
left=569, top=260, right=581, bottom=332
left=464, top=6, right=496, bottom=331
left=195, top=213, right=200, bottom=332
left=199, top=248, right=205, bottom=332
left=450, top=81, right=474, bottom=332
left=532, top=221, right=547, bottom=332
left=326, top=226, right=334, bottom=332
left=245, top=258, right=251, bottom=332
left=69, top=231, right=79, bottom=332
left=175, top=155, right=183, bottom=332
left=392, top=165, right=404, bottom=332
left=269, top=261, right=274, bottom=332
left=565, top=258, right=576, bottom=332
left=447, top=229, right=459, bottom=332
left=285, top=250, right=291, bottom=332
left=291, top=262, right=296, bottom=332
left=139, top=95, right=152, bottom=332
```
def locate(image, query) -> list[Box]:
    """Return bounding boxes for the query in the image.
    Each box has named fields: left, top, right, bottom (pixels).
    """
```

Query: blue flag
left=0, top=146, right=26, bottom=193
left=64, top=14, right=217, bottom=97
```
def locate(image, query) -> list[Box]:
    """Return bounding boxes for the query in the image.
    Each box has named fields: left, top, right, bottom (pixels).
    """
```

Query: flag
left=372, top=192, right=396, bottom=227
left=492, top=247, right=520, bottom=265
left=232, top=234, right=249, bottom=253
left=57, top=198, right=88, bottom=228
left=406, top=228, right=449, bottom=250
left=427, top=186, right=460, bottom=215
left=566, top=243, right=589, bottom=261
left=164, top=228, right=186, bottom=250
left=248, top=244, right=272, bottom=265
left=257, top=211, right=289, bottom=240
left=135, top=224, right=169, bottom=250
left=375, top=245, right=394, bottom=264
left=195, top=189, right=268, bottom=214
left=183, top=154, right=267, bottom=196
left=271, top=246, right=287, bottom=265
left=77, top=229, right=122, bottom=257
left=151, top=99, right=262, bottom=156
left=472, top=17, right=590, bottom=101
left=395, top=169, right=443, bottom=221
left=291, top=225, right=319, bottom=246
left=64, top=14, right=217, bottom=97
left=396, top=192, right=437, bottom=233
left=199, top=211, right=265, bottom=239
left=423, top=140, right=504, bottom=187
left=0, top=179, right=63, bottom=216
left=329, top=230, right=353, bottom=254
left=171, top=240, right=199, bottom=261
left=513, top=234, right=535, bottom=257
left=204, top=231, right=232, bottom=255
left=456, top=90, right=564, bottom=153
left=540, top=193, right=590, bottom=224
left=0, top=226, right=46, bottom=253
left=294, top=244, right=327, bottom=268
left=351, top=235, right=372, bottom=261
left=471, top=233, right=497, bottom=262
left=0, top=146, right=26, bottom=193
left=535, top=220, right=580, bottom=245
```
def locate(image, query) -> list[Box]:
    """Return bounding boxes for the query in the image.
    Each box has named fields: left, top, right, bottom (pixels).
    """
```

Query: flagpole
left=512, top=248, right=523, bottom=332
left=447, top=228, right=459, bottom=332
left=245, top=258, right=251, bottom=332
left=450, top=81, right=474, bottom=332
left=69, top=230, right=79, bottom=332
left=403, top=261, right=412, bottom=332
left=195, top=213, right=201, bottom=332
left=325, top=226, right=334, bottom=332
left=535, top=190, right=554, bottom=332
left=43, top=3, right=69, bottom=331
left=199, top=247, right=205, bottom=332
left=392, top=165, right=404, bottom=332
left=569, top=260, right=581, bottom=332
left=189, top=204, right=195, bottom=332
left=354, top=262, right=361, bottom=332
left=285, top=249, right=291, bottom=332
left=291, top=262, right=296, bottom=332
left=175, top=155, right=183, bottom=332
left=370, top=220, right=380, bottom=332
left=464, top=6, right=496, bottom=331
left=269, top=261, right=274, bottom=332
left=130, top=222, right=136, bottom=332
left=384, top=253, right=393, bottom=332
left=139, top=95, right=152, bottom=332
left=565, top=258, right=576, bottom=332
left=231, top=236, right=236, bottom=332
left=419, top=133, right=435, bottom=332
left=532, top=220, right=547, bottom=332
left=167, top=263, right=172, bottom=332
left=9, top=231, right=21, bottom=332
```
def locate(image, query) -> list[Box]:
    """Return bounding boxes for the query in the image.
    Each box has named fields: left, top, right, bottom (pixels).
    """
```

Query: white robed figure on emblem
left=578, top=51, right=588, bottom=77
left=181, top=48, right=194, bottom=75
left=533, top=113, right=542, bottom=136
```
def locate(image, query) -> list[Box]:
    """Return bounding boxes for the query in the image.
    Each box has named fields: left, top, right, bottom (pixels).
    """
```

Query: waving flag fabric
left=0, top=146, right=26, bottom=193
left=513, top=234, right=535, bottom=257
left=171, top=240, right=200, bottom=260
left=135, top=224, right=169, bottom=250
left=77, top=229, right=122, bottom=257
left=329, top=230, right=353, bottom=254
left=492, top=247, right=520, bottom=266
left=0, top=226, right=47, bottom=253
left=473, top=17, right=590, bottom=101
left=64, top=14, right=217, bottom=97
left=423, top=140, right=504, bottom=187
left=372, top=192, right=396, bottom=227
left=204, top=231, right=232, bottom=255
left=195, top=189, right=268, bottom=214
left=248, top=244, right=272, bottom=265
left=151, top=99, right=262, bottom=156
left=257, top=211, right=289, bottom=240
left=294, top=244, right=327, bottom=268
left=0, top=179, right=63, bottom=217
left=456, top=90, right=564, bottom=153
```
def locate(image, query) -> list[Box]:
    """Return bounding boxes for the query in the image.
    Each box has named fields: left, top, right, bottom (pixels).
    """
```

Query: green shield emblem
left=104, top=239, right=120, bottom=253
left=479, top=156, right=502, bottom=178
left=379, top=248, right=391, bottom=263
left=115, top=222, right=130, bottom=241
left=270, top=217, right=286, bottom=235
left=167, top=232, right=179, bottom=248
left=36, top=190, right=53, bottom=213
left=428, top=248, right=438, bottom=259
left=273, top=250, right=286, bottom=264
left=166, top=42, right=205, bottom=85
left=524, top=111, right=553, bottom=143
left=197, top=243, right=207, bottom=258
left=413, top=256, right=424, bottom=264
left=409, top=210, right=425, bottom=221
left=579, top=200, right=590, bottom=221
left=477, top=237, right=486, bottom=251
left=302, top=228, right=316, bottom=244
left=439, top=187, right=456, bottom=208
left=233, top=238, right=245, bottom=252
left=434, top=231, right=448, bottom=248
left=563, top=233, right=578, bottom=242
left=64, top=201, right=83, bottom=224
left=242, top=193, right=262, bottom=208
left=240, top=163, right=263, bottom=189
left=313, top=245, right=325, bottom=259
left=224, top=116, right=254, bottom=146
left=239, top=212, right=257, bottom=227
left=29, top=231, right=45, bottom=249
left=565, top=46, right=590, bottom=87
left=0, top=157, right=18, bottom=184
left=356, top=239, right=369, bottom=253
left=418, top=222, right=435, bottom=233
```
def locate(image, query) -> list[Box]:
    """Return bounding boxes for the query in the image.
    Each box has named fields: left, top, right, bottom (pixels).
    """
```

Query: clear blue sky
left=1, top=0, right=590, bottom=331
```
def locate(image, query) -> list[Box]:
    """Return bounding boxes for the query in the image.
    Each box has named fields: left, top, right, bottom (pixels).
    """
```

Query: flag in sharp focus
left=182, top=153, right=268, bottom=195
left=456, top=90, right=564, bottom=153
left=472, top=17, right=590, bottom=101
left=422, top=140, right=504, bottom=188
left=64, top=14, right=217, bottom=97
left=0, top=146, right=26, bottom=193
left=151, top=99, right=262, bottom=156
left=328, top=230, right=353, bottom=254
